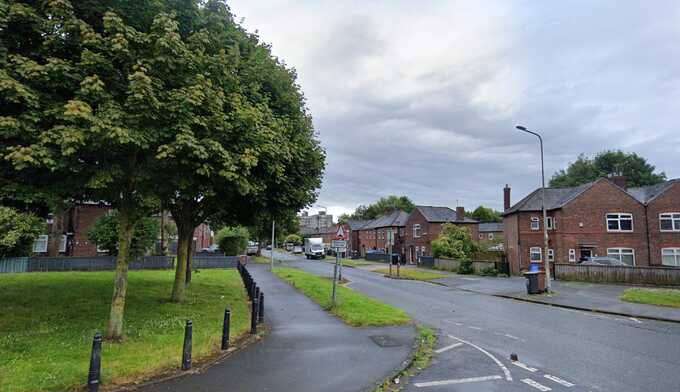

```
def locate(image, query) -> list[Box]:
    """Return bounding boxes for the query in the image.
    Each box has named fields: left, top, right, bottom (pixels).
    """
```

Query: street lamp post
left=516, top=125, right=552, bottom=291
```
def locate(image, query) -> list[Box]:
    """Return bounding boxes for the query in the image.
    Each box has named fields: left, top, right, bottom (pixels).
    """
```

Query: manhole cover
left=369, top=335, right=403, bottom=347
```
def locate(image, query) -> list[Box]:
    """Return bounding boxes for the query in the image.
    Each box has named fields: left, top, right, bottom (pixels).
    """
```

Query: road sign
left=331, top=240, right=347, bottom=250
left=335, top=226, right=345, bottom=240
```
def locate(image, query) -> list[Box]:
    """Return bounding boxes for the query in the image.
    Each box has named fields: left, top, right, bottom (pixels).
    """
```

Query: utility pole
left=516, top=125, right=552, bottom=291
left=270, top=220, right=275, bottom=270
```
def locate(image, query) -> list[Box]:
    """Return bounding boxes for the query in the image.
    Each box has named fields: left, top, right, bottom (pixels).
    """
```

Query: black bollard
left=254, top=286, right=260, bottom=305
left=258, top=292, right=264, bottom=324
left=181, top=320, right=192, bottom=370
left=221, top=309, right=230, bottom=350
left=250, top=297, right=259, bottom=334
left=87, top=332, right=102, bottom=392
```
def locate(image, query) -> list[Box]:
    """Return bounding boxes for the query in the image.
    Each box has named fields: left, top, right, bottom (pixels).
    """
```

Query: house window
left=421, top=246, right=426, bottom=256
left=547, top=249, right=555, bottom=262
left=606, top=213, right=633, bottom=232
left=413, top=224, right=421, bottom=238
left=59, top=235, right=67, bottom=253
left=568, top=249, right=576, bottom=262
left=479, top=233, right=484, bottom=240
left=607, top=248, right=635, bottom=266
left=530, top=247, right=542, bottom=261
left=662, top=248, right=680, bottom=267
left=546, top=217, right=555, bottom=230
left=488, top=233, right=494, bottom=240
left=530, top=217, right=540, bottom=230
left=660, top=213, right=680, bottom=232
left=33, top=235, right=48, bottom=253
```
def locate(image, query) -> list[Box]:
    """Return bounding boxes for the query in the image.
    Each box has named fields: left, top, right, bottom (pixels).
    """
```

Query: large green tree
left=87, top=213, right=159, bottom=256
left=0, top=0, right=195, bottom=339
left=550, top=151, right=666, bottom=188
left=466, top=206, right=502, bottom=223
left=349, top=195, right=415, bottom=220
left=0, top=206, right=44, bottom=258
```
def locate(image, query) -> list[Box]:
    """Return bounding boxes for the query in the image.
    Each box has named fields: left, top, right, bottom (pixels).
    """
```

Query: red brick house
left=402, top=205, right=479, bottom=264
left=356, top=210, right=410, bottom=257
left=347, top=219, right=369, bottom=255
left=503, top=177, right=680, bottom=275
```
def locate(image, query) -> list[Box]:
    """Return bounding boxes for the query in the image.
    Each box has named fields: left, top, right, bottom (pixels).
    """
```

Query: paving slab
left=140, top=264, right=415, bottom=392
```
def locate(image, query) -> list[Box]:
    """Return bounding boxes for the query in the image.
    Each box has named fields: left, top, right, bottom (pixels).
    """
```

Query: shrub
left=431, top=223, right=479, bottom=260
left=458, top=260, right=473, bottom=274
left=215, top=226, right=249, bottom=255
left=479, top=266, right=498, bottom=276
left=87, top=213, right=160, bottom=256
left=0, top=207, right=45, bottom=258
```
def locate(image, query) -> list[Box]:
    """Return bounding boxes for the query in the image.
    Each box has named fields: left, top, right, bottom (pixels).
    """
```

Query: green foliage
left=479, top=266, right=498, bottom=276
left=550, top=151, right=666, bottom=188
left=0, top=206, right=44, bottom=258
left=273, top=267, right=410, bottom=327
left=431, top=223, right=478, bottom=260
left=620, top=288, right=680, bottom=308
left=349, top=195, right=415, bottom=220
left=215, top=226, right=249, bottom=255
left=458, top=260, right=473, bottom=274
left=86, top=213, right=159, bottom=256
left=466, top=206, right=502, bottom=223
left=0, top=270, right=250, bottom=392
left=284, top=234, right=303, bottom=245
left=337, top=213, right=350, bottom=225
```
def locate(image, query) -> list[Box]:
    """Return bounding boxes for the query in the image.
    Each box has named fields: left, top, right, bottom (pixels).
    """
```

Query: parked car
left=200, top=244, right=219, bottom=253
left=293, top=245, right=303, bottom=254
left=580, top=256, right=629, bottom=266
left=266, top=245, right=272, bottom=250
left=246, top=241, right=259, bottom=255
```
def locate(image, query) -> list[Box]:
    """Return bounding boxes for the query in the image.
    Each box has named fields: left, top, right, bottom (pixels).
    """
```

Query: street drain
left=370, top=335, right=403, bottom=347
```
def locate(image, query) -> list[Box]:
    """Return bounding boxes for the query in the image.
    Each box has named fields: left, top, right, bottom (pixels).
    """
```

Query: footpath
left=140, top=263, right=415, bottom=392
left=435, top=274, right=680, bottom=323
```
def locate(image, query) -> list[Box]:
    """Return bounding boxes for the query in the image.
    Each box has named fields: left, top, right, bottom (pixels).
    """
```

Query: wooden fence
left=555, top=263, right=680, bottom=286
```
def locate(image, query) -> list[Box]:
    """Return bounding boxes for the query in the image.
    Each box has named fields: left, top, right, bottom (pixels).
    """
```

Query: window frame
left=547, top=248, right=555, bottom=262
left=661, top=248, right=680, bottom=267
left=530, top=217, right=540, bottom=231
left=488, top=233, right=494, bottom=240
left=529, top=247, right=542, bottom=262
left=606, top=213, right=634, bottom=232
left=413, top=224, right=421, bottom=238
left=33, top=234, right=48, bottom=253
left=659, top=213, right=680, bottom=232
left=607, top=248, right=636, bottom=266
left=568, top=249, right=576, bottom=262
left=546, top=216, right=555, bottom=230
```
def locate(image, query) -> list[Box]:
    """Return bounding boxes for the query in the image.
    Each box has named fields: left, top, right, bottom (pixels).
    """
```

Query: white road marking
left=468, top=326, right=483, bottom=330
left=511, top=361, right=538, bottom=372
left=434, top=342, right=463, bottom=354
left=544, top=374, right=574, bottom=387
left=414, top=375, right=502, bottom=387
left=629, top=317, right=642, bottom=324
left=521, top=378, right=552, bottom=391
left=448, top=334, right=513, bottom=381
left=504, top=333, right=520, bottom=340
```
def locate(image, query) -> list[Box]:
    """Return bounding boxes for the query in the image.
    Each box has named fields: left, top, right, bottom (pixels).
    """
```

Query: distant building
left=299, top=211, right=334, bottom=236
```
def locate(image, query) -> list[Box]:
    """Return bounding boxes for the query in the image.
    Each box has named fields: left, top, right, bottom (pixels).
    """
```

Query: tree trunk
left=171, top=221, right=193, bottom=302
left=185, top=229, right=194, bottom=286
left=106, top=207, right=134, bottom=340
left=47, top=205, right=66, bottom=257
left=160, top=208, right=166, bottom=256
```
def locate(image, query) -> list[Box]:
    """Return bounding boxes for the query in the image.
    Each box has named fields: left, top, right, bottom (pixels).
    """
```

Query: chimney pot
left=456, top=206, right=465, bottom=221
left=611, top=176, right=627, bottom=189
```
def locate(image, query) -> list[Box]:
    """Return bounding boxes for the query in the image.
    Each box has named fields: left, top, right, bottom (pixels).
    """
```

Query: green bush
left=87, top=213, right=160, bottom=256
left=284, top=234, right=303, bottom=245
left=215, top=226, right=249, bottom=255
left=479, top=266, right=498, bottom=276
left=458, top=260, right=473, bottom=274
left=431, top=223, right=479, bottom=260
left=0, top=207, right=45, bottom=258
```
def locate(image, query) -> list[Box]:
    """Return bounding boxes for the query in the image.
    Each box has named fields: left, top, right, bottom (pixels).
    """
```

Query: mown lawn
left=322, top=256, right=374, bottom=268
left=272, top=267, right=411, bottom=327
left=0, top=270, right=250, bottom=392
left=373, top=268, right=447, bottom=281
left=620, top=288, right=680, bottom=308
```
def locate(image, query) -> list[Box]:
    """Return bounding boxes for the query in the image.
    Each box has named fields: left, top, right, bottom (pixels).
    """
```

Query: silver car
left=580, top=256, right=629, bottom=266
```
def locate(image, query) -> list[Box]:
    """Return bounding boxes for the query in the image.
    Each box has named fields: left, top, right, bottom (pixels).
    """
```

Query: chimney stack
left=504, top=184, right=511, bottom=211
left=611, top=176, right=627, bottom=190
left=456, top=206, right=465, bottom=221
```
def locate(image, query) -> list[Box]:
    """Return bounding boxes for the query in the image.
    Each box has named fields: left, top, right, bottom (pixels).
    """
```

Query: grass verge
left=322, top=256, right=374, bottom=268
left=373, top=268, right=447, bottom=281
left=272, top=267, right=411, bottom=326
left=620, top=288, right=680, bottom=308
left=373, top=326, right=437, bottom=391
left=0, top=270, right=250, bottom=392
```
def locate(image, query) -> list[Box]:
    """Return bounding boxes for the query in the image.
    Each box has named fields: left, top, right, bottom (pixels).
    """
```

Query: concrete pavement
left=268, top=251, right=680, bottom=392
left=140, top=263, right=415, bottom=392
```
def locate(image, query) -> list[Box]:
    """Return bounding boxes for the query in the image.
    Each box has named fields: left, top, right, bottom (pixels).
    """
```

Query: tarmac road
left=269, top=251, right=680, bottom=392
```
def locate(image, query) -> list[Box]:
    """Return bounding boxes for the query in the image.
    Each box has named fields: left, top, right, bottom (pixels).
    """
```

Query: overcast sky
left=229, top=0, right=680, bottom=219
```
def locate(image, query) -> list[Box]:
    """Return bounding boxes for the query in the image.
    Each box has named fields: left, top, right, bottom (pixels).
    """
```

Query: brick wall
left=403, top=209, right=479, bottom=263
left=70, top=204, right=112, bottom=257
left=647, top=181, right=680, bottom=265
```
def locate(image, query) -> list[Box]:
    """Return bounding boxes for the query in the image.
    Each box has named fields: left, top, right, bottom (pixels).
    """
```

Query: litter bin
left=391, top=253, right=400, bottom=265
left=524, top=271, right=541, bottom=294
